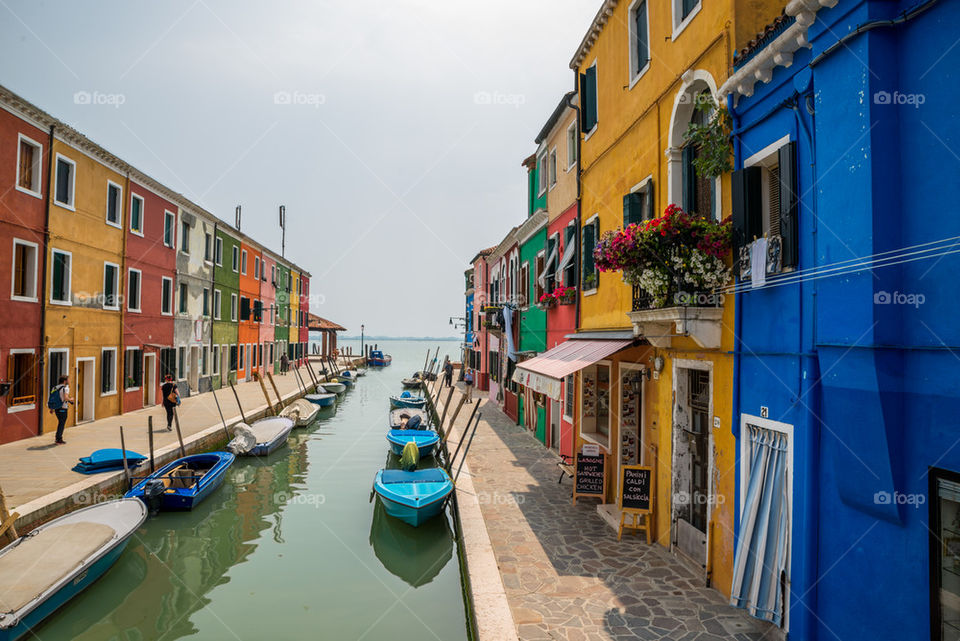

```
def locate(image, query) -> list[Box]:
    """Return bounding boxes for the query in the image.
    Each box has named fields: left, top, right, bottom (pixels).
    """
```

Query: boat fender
left=399, top=441, right=420, bottom=471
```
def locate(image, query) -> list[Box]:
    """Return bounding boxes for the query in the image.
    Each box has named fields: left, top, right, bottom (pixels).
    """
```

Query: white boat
left=279, top=399, right=321, bottom=427
left=320, top=382, right=346, bottom=394
left=227, top=417, right=294, bottom=456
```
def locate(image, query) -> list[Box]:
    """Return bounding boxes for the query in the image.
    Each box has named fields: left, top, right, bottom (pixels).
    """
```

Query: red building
left=237, top=241, right=262, bottom=381
left=122, top=177, right=178, bottom=413
left=0, top=93, right=50, bottom=443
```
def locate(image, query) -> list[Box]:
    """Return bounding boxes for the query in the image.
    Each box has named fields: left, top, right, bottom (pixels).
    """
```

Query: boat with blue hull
left=367, top=350, right=392, bottom=367
left=304, top=393, right=336, bottom=407
left=72, top=448, right=147, bottom=474
left=125, top=452, right=235, bottom=511
left=389, top=392, right=426, bottom=409
left=373, top=469, right=453, bottom=527
left=386, top=429, right=440, bottom=458
left=0, top=499, right=147, bottom=641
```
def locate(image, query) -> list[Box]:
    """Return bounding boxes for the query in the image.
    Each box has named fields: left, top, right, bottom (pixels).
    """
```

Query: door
left=144, top=353, right=157, bottom=406
left=76, top=358, right=95, bottom=423
left=246, top=343, right=252, bottom=380
left=220, top=347, right=229, bottom=387
left=550, top=400, right=561, bottom=452
left=189, top=345, right=200, bottom=392
left=673, top=366, right=711, bottom=564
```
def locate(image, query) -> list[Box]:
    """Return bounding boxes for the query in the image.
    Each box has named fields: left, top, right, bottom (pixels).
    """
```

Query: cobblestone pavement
left=444, top=385, right=772, bottom=641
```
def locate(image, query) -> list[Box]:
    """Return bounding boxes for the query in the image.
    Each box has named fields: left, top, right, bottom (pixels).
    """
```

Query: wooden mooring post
left=255, top=372, right=276, bottom=415
left=266, top=371, right=283, bottom=411
left=0, top=481, right=20, bottom=544
left=228, top=378, right=248, bottom=424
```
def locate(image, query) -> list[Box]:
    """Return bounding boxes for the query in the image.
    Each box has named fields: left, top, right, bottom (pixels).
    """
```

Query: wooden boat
left=73, top=448, right=146, bottom=474
left=389, top=392, right=426, bottom=409
left=0, top=498, right=147, bottom=641
left=373, top=468, right=453, bottom=527
left=386, top=429, right=440, bottom=458
left=125, top=452, right=235, bottom=511
left=389, top=408, right=428, bottom=430
left=304, top=392, right=336, bottom=407
left=226, top=417, right=294, bottom=456
left=319, top=381, right=346, bottom=394
left=368, top=350, right=392, bottom=367
left=279, top=399, right=321, bottom=426
left=401, top=377, right=422, bottom=389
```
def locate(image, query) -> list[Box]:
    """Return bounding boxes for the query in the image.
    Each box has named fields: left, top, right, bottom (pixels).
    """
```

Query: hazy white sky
left=0, top=0, right=598, bottom=337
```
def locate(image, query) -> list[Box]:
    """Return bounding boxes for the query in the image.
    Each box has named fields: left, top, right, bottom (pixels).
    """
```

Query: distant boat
left=125, top=452, right=235, bottom=511
left=368, top=350, right=392, bottom=367
left=304, top=393, right=336, bottom=407
left=227, top=417, right=294, bottom=456
left=386, top=429, right=440, bottom=458
left=373, top=468, right=453, bottom=527
left=319, top=381, right=346, bottom=394
left=389, top=408, right=428, bottom=430
left=389, top=392, right=426, bottom=409
left=279, top=399, right=321, bottom=426
left=0, top=499, right=147, bottom=641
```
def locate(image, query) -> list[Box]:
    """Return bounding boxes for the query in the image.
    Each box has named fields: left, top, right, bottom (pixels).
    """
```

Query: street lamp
left=361, top=324, right=365, bottom=356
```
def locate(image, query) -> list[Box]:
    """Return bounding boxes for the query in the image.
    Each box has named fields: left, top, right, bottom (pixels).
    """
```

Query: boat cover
left=380, top=469, right=449, bottom=484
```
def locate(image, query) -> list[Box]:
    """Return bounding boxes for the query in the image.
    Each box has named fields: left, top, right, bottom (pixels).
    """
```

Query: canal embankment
left=0, top=358, right=363, bottom=536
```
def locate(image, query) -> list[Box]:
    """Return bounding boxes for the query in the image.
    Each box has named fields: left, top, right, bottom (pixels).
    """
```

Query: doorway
left=672, top=362, right=712, bottom=566
left=549, top=399, right=561, bottom=452
left=75, top=358, right=95, bottom=423
left=220, top=345, right=229, bottom=387
left=144, top=352, right=157, bottom=406
left=618, top=364, right=645, bottom=496
left=189, top=345, right=200, bottom=392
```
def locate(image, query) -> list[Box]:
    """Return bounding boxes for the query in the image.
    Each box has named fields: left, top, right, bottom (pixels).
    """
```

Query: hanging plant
left=683, top=95, right=732, bottom=179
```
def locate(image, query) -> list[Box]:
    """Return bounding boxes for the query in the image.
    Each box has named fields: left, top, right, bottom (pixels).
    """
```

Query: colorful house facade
left=212, top=227, right=240, bottom=387
left=238, top=240, right=261, bottom=382
left=174, top=204, right=215, bottom=396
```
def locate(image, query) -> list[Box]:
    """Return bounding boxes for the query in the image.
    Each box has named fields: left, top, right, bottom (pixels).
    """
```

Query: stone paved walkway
left=434, top=382, right=771, bottom=641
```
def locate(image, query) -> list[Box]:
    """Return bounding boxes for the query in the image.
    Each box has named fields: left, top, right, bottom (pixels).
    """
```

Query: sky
left=0, top=0, right=599, bottom=338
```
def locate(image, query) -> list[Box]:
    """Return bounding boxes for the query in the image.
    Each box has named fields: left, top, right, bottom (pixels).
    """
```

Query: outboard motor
left=143, top=478, right=166, bottom=515
left=405, top=415, right=422, bottom=431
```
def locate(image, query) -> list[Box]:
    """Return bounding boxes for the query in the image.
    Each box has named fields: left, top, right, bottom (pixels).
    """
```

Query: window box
left=627, top=304, right=723, bottom=349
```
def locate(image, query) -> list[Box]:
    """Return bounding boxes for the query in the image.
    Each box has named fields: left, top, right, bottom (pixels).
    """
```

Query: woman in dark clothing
left=161, top=374, right=179, bottom=431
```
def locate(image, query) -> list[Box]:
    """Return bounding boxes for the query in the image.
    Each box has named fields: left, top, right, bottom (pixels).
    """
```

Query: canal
left=38, top=339, right=468, bottom=641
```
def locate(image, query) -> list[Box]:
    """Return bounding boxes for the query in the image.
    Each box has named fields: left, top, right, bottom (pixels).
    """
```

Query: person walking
left=464, top=368, right=474, bottom=404
left=280, top=353, right=289, bottom=375
left=161, top=374, right=179, bottom=431
left=48, top=375, right=74, bottom=445
left=443, top=360, right=454, bottom=388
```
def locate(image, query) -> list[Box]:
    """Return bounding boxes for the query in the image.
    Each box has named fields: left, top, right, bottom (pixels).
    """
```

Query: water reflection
left=369, top=501, right=453, bottom=588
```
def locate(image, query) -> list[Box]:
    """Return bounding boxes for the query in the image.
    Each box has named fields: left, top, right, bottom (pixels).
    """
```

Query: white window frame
left=578, top=360, right=613, bottom=450
left=563, top=374, right=575, bottom=422
left=254, top=256, right=260, bottom=279
left=628, top=0, right=652, bottom=88
left=178, top=281, right=189, bottom=315
left=566, top=121, right=577, bottom=171
left=179, top=218, right=190, bottom=255
left=201, top=345, right=209, bottom=376
left=536, top=150, right=548, bottom=196
left=239, top=343, right=245, bottom=370
left=204, top=232, right=213, bottom=263
left=7, top=347, right=37, bottom=412
left=212, top=344, right=221, bottom=375
left=126, top=268, right=142, bottom=312
left=160, top=276, right=173, bottom=316
left=548, top=147, right=558, bottom=189
left=230, top=293, right=238, bottom=322
left=213, top=289, right=222, bottom=320
left=10, top=238, right=39, bottom=302
left=105, top=180, right=123, bottom=228
left=177, top=346, right=187, bottom=381
left=100, top=347, right=118, bottom=396
left=47, top=347, right=70, bottom=395
left=241, top=249, right=247, bottom=275
left=15, top=134, right=43, bottom=198
left=232, top=246, right=239, bottom=272
left=163, top=211, right=176, bottom=248
left=102, top=261, right=120, bottom=310
left=53, top=153, right=76, bottom=211
left=202, top=287, right=210, bottom=317
left=123, top=346, right=141, bottom=391
left=671, top=0, right=702, bottom=40
left=129, top=193, right=145, bottom=236
left=49, top=248, right=72, bottom=306
left=215, top=237, right=223, bottom=266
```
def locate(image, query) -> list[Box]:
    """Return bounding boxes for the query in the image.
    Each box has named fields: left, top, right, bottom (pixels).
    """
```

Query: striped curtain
left=730, top=425, right=790, bottom=626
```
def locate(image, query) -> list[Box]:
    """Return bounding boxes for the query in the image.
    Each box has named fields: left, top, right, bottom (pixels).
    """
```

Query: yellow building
left=43, top=132, right=127, bottom=434
left=566, top=0, right=783, bottom=596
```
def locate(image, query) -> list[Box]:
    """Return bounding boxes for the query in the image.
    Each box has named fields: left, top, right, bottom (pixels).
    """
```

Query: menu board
left=619, top=465, right=653, bottom=513
left=573, top=453, right=606, bottom=504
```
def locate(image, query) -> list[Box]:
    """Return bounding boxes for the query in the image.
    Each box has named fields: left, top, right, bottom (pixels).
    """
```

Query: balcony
left=627, top=285, right=723, bottom=349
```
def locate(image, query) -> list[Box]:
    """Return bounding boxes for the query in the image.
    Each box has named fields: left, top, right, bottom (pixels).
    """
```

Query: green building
left=211, top=227, right=240, bottom=387
left=274, top=262, right=290, bottom=373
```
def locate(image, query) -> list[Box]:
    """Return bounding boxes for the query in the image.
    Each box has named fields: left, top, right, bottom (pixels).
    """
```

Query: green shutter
left=582, top=67, right=597, bottom=132
left=778, top=141, right=799, bottom=268
left=682, top=145, right=696, bottom=211
left=623, top=192, right=644, bottom=227
left=52, top=253, right=65, bottom=300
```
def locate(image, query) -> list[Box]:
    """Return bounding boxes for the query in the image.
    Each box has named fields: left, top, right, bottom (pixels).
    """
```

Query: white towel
left=751, top=238, right=768, bottom=288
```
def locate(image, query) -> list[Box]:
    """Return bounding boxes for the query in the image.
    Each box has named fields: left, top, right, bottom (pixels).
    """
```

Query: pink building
left=468, top=247, right=493, bottom=391
left=260, top=251, right=277, bottom=372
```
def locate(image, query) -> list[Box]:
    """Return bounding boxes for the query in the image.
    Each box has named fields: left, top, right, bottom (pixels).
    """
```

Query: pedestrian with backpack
left=161, top=374, right=179, bottom=431
left=47, top=375, right=74, bottom=445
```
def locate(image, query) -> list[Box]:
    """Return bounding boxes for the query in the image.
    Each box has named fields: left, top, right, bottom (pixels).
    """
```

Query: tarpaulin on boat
left=511, top=338, right=632, bottom=400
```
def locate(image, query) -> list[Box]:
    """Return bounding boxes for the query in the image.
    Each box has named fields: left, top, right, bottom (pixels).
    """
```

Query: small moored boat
left=389, top=392, right=427, bottom=409
left=368, top=350, right=392, bottom=367
left=72, top=448, right=147, bottom=474
left=389, top=408, right=428, bottom=430
left=373, top=468, right=453, bottom=527
left=125, top=452, right=235, bottom=511
left=319, top=381, right=346, bottom=394
left=0, top=498, right=147, bottom=641
left=355, top=368, right=368, bottom=377
left=401, top=377, right=422, bottom=389
left=279, top=399, right=321, bottom=426
left=336, top=375, right=355, bottom=387
left=386, top=429, right=440, bottom=458
left=305, top=393, right=336, bottom=407
left=227, top=417, right=294, bottom=457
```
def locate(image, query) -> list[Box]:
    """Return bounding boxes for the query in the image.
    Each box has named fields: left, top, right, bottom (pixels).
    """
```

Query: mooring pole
left=173, top=409, right=186, bottom=457
left=148, top=417, right=155, bottom=473
left=447, top=401, right=481, bottom=471
left=454, top=412, right=482, bottom=483
left=266, top=371, right=283, bottom=412
left=228, top=379, right=248, bottom=423
left=120, top=425, right=131, bottom=487
left=210, top=387, right=231, bottom=439
left=255, top=372, right=276, bottom=415
left=0, top=481, right=20, bottom=543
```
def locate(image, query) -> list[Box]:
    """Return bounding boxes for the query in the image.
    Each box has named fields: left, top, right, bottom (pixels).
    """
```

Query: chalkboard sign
left=573, top=453, right=606, bottom=504
left=619, top=465, right=653, bottom=513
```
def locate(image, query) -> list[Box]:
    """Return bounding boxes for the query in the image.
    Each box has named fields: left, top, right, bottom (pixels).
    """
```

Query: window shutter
left=581, top=68, right=597, bottom=132
left=731, top=167, right=763, bottom=257
left=682, top=146, right=696, bottom=212
left=623, top=192, right=644, bottom=228
left=643, top=181, right=655, bottom=220
left=778, top=141, right=799, bottom=268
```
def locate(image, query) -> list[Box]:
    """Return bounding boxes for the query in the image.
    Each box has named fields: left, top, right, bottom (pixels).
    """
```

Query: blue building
left=723, top=0, right=959, bottom=638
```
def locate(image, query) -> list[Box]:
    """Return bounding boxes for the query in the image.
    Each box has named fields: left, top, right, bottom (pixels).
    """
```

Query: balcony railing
left=631, top=285, right=724, bottom=312
left=627, top=284, right=724, bottom=349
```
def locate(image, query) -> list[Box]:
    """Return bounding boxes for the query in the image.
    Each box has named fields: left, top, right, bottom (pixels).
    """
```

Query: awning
left=538, top=244, right=558, bottom=290
left=555, top=235, right=576, bottom=278
left=511, top=338, right=632, bottom=400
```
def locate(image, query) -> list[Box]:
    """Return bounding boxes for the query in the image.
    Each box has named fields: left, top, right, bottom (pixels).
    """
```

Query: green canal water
left=38, top=339, right=468, bottom=641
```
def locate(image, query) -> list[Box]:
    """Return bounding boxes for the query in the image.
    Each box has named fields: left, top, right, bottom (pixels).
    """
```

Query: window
left=124, top=348, right=142, bottom=389
left=682, top=92, right=717, bottom=220
left=566, top=122, right=577, bottom=170
left=177, top=346, right=186, bottom=380
left=560, top=223, right=578, bottom=287
left=735, top=138, right=798, bottom=271
left=7, top=350, right=37, bottom=408
left=106, top=182, right=122, bottom=227
left=252, top=343, right=258, bottom=368
left=214, top=237, right=223, bottom=266
left=580, top=363, right=610, bottom=445
left=127, top=269, right=142, bottom=312
left=204, top=233, right=212, bottom=262
left=180, top=220, right=190, bottom=254
left=232, top=246, right=239, bottom=272
left=160, top=348, right=176, bottom=381
left=549, top=148, right=557, bottom=187
left=534, top=252, right=545, bottom=305
left=580, top=63, right=598, bottom=134
left=101, top=348, right=117, bottom=395
left=130, top=194, right=144, bottom=234
left=240, top=296, right=250, bottom=321
left=202, top=346, right=209, bottom=376
left=103, top=262, right=119, bottom=310
left=629, top=0, right=650, bottom=81
left=161, top=277, right=173, bottom=315
left=253, top=300, right=263, bottom=323
left=17, top=135, right=42, bottom=196
left=202, top=288, right=210, bottom=317
left=624, top=179, right=655, bottom=227
left=673, top=0, right=701, bottom=33
left=163, top=211, right=175, bottom=248
left=536, top=150, right=547, bottom=195
left=254, top=256, right=260, bottom=279
left=229, top=345, right=237, bottom=371
left=564, top=374, right=575, bottom=419
left=213, top=289, right=222, bottom=320
left=230, top=293, right=238, bottom=321
left=271, top=265, right=276, bottom=285
left=48, top=349, right=68, bottom=391
left=54, top=154, right=76, bottom=209
left=239, top=344, right=245, bottom=370
left=932, top=470, right=960, bottom=640
left=582, top=217, right=599, bottom=290
left=544, top=234, right=559, bottom=293
left=178, top=282, right=188, bottom=314
left=212, top=345, right=221, bottom=375
left=241, top=250, right=247, bottom=274
left=50, top=249, right=72, bottom=304
left=11, top=239, right=38, bottom=301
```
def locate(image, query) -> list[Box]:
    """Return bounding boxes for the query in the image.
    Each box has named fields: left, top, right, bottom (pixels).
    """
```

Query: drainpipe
left=568, top=82, right=582, bottom=333
left=210, top=221, right=219, bottom=387
left=37, top=124, right=54, bottom=436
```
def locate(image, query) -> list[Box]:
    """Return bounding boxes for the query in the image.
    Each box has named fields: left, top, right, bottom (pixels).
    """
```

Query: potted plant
left=553, top=285, right=577, bottom=305
left=537, top=292, right=556, bottom=309
left=583, top=272, right=598, bottom=290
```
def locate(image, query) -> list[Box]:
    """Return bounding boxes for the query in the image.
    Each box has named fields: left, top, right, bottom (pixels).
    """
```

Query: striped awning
left=511, top=338, right=632, bottom=400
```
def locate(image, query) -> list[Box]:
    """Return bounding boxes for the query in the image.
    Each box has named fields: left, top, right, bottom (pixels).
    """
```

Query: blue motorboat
left=389, top=392, right=426, bottom=409
left=72, top=448, right=147, bottom=474
left=125, top=452, right=235, bottom=511
left=0, top=499, right=147, bottom=641
left=368, top=350, right=392, bottom=367
left=304, top=392, right=336, bottom=407
left=373, top=468, right=453, bottom=527
left=386, top=429, right=440, bottom=458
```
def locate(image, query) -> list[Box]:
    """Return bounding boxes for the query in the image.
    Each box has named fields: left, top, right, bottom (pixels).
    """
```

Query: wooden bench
left=557, top=455, right=574, bottom=484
